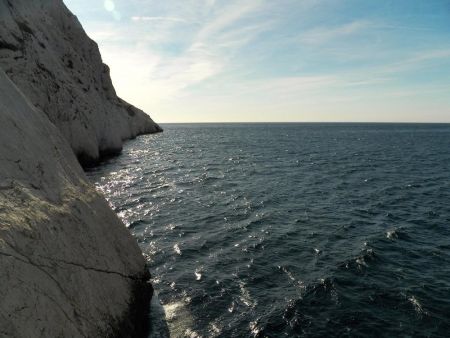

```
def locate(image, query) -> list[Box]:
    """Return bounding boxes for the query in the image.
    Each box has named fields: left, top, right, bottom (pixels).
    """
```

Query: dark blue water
left=87, top=123, right=450, bottom=337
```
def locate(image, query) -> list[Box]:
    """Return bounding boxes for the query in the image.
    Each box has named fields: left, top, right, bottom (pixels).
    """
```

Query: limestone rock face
left=0, top=0, right=162, bottom=166
left=0, top=68, right=152, bottom=337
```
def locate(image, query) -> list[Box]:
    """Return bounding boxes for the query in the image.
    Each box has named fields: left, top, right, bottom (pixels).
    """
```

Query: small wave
left=185, top=328, right=202, bottom=338
left=239, top=281, right=257, bottom=308
left=174, top=243, right=182, bottom=255
left=385, top=227, right=409, bottom=241
left=278, top=265, right=305, bottom=290
left=195, top=268, right=203, bottom=281
left=128, top=219, right=146, bottom=229
left=386, top=229, right=398, bottom=240
left=408, top=295, right=427, bottom=316
left=339, top=247, right=376, bottom=272
left=283, top=277, right=339, bottom=330
left=166, top=223, right=177, bottom=231
left=208, top=321, right=222, bottom=336
left=249, top=320, right=262, bottom=337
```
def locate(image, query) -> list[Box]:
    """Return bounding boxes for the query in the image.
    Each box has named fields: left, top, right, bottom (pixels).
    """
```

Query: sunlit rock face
left=0, top=0, right=162, bottom=166
left=0, top=68, right=152, bottom=337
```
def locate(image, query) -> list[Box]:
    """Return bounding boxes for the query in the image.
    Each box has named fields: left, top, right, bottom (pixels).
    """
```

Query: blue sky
left=63, top=0, right=450, bottom=122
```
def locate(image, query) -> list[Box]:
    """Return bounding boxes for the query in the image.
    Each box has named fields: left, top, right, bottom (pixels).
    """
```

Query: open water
left=87, top=123, right=450, bottom=337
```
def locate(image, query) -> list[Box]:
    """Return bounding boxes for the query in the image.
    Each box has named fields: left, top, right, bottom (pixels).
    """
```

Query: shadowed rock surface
left=0, top=0, right=162, bottom=166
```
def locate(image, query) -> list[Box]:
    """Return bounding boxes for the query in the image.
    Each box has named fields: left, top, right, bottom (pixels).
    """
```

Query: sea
left=86, top=123, right=450, bottom=337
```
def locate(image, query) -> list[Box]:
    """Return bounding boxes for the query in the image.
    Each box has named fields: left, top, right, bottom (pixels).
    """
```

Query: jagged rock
left=0, top=0, right=162, bottom=166
left=0, top=68, right=152, bottom=337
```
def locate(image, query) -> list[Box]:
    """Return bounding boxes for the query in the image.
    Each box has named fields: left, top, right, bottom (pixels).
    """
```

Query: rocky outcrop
left=0, top=67, right=152, bottom=337
left=0, top=0, right=162, bottom=167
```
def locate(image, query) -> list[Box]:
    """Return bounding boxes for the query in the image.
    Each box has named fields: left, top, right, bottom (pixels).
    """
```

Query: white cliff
left=0, top=0, right=159, bottom=336
left=0, top=0, right=162, bottom=166
left=0, top=67, right=152, bottom=337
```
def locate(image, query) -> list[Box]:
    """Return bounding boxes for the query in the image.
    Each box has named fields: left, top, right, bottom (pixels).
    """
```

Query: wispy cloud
left=299, top=20, right=371, bottom=45
left=92, top=0, right=272, bottom=107
left=197, top=0, right=265, bottom=41
left=373, top=48, right=450, bottom=75
left=130, top=16, right=192, bottom=23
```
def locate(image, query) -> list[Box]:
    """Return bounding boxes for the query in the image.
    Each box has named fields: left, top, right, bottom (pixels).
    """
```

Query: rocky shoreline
left=0, top=0, right=159, bottom=336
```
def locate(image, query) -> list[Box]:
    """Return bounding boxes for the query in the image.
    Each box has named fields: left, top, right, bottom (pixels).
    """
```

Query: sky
left=62, top=0, right=450, bottom=123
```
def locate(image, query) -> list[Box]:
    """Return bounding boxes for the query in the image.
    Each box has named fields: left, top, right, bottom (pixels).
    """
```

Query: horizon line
left=158, top=121, right=450, bottom=124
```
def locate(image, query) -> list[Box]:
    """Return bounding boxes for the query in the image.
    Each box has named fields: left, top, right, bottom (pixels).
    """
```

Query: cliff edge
left=0, top=0, right=162, bottom=166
